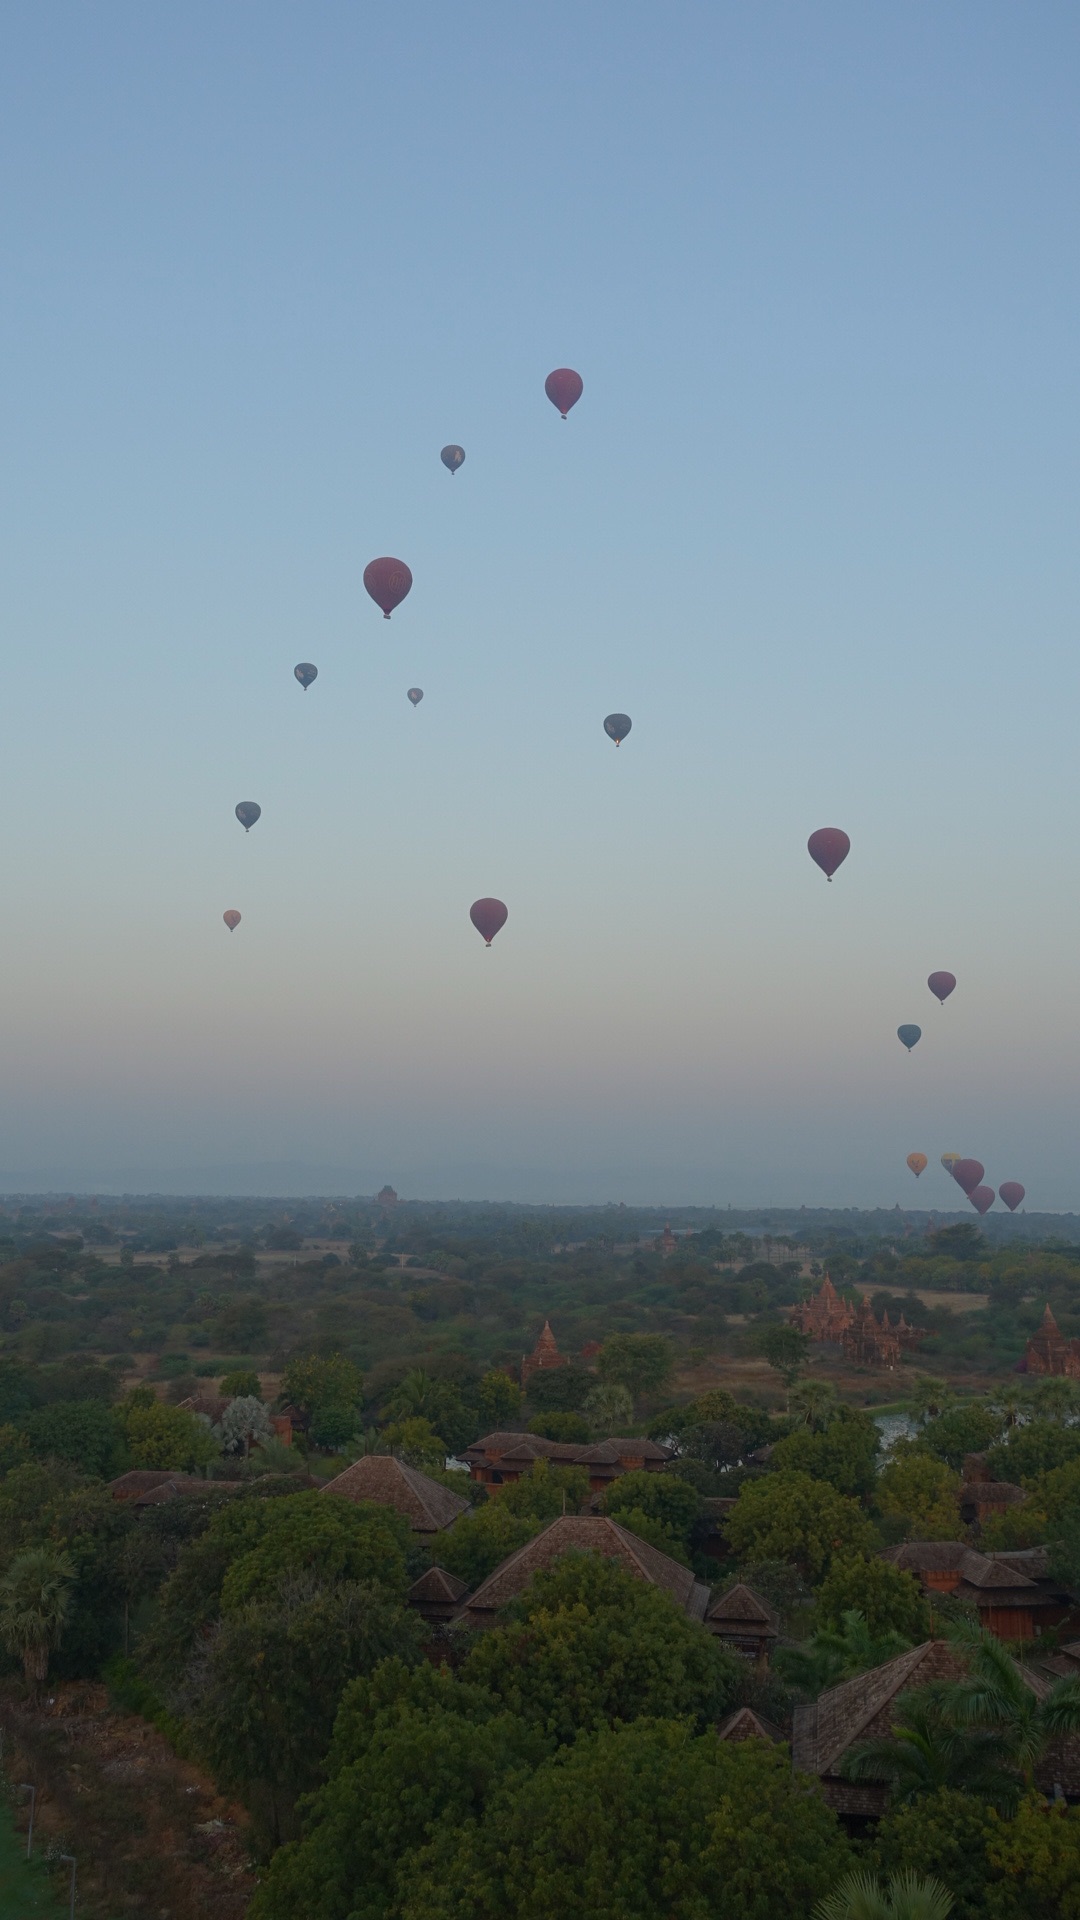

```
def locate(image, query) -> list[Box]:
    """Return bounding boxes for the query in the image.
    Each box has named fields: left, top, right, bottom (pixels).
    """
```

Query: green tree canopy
left=877, top=1450, right=962, bottom=1542
left=876, top=1787, right=1080, bottom=1920
left=24, top=1398, right=126, bottom=1477
left=600, top=1469, right=702, bottom=1549
left=595, top=1334, right=675, bottom=1404
left=220, top=1369, right=262, bottom=1399
left=918, top=1406, right=1004, bottom=1471
left=725, top=1471, right=876, bottom=1583
left=814, top=1555, right=930, bottom=1643
left=114, top=1392, right=219, bottom=1472
left=220, top=1493, right=411, bottom=1610
left=987, top=1422, right=1080, bottom=1484
left=496, top=1458, right=590, bottom=1521
left=771, top=1406, right=880, bottom=1499
left=461, top=1554, right=739, bottom=1743
left=433, top=1502, right=544, bottom=1590
left=399, top=1718, right=853, bottom=1920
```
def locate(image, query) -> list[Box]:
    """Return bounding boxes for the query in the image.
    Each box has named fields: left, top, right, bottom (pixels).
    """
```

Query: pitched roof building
left=406, top=1565, right=469, bottom=1625
left=458, top=1513, right=711, bottom=1628
left=462, top=1430, right=672, bottom=1491
left=880, top=1542, right=1062, bottom=1640
left=320, top=1454, right=470, bottom=1534
left=706, top=1583, right=781, bottom=1665
left=792, top=1640, right=966, bottom=1817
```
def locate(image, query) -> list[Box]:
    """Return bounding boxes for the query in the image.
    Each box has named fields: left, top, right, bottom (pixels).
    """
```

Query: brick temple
left=791, top=1277, right=924, bottom=1369
left=1022, top=1304, right=1080, bottom=1378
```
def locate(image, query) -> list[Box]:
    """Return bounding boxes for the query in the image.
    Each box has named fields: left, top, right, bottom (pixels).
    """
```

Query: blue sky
left=1, top=3, right=1078, bottom=1205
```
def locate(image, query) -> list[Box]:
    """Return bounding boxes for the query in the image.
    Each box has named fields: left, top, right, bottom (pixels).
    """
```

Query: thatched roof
left=407, top=1566, right=469, bottom=1606
left=320, top=1455, right=470, bottom=1533
left=792, top=1641, right=965, bottom=1780
left=717, top=1706, right=782, bottom=1743
left=461, top=1514, right=710, bottom=1622
left=707, top=1583, right=781, bottom=1635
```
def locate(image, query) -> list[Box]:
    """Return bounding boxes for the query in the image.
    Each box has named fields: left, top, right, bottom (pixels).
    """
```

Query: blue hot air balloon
left=294, top=663, right=318, bottom=690
left=235, top=802, right=261, bottom=833
left=897, top=1024, right=922, bottom=1052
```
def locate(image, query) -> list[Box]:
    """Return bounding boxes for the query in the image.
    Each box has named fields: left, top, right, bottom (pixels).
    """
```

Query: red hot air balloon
left=928, top=971, right=956, bottom=1004
left=363, top=557, right=413, bottom=619
left=545, top=368, right=583, bottom=418
left=470, top=898, right=508, bottom=946
left=969, top=1185, right=995, bottom=1215
left=952, top=1158, right=985, bottom=1195
left=999, top=1182, right=1026, bottom=1212
left=807, top=828, right=850, bottom=881
left=223, top=911, right=241, bottom=932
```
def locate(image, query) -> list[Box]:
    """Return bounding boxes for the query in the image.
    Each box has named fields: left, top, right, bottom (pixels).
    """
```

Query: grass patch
left=0, top=1799, right=67, bottom=1915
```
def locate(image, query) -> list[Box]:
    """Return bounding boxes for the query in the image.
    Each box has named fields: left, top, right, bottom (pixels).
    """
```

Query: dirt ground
left=0, top=1683, right=254, bottom=1920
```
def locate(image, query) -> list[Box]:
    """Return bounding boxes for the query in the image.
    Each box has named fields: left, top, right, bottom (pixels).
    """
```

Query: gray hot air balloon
left=604, top=713, right=632, bottom=746
left=294, top=663, right=318, bottom=690
left=897, top=1024, right=922, bottom=1052
left=235, top=802, right=261, bottom=832
left=407, top=687, right=423, bottom=706
left=440, top=445, right=465, bottom=475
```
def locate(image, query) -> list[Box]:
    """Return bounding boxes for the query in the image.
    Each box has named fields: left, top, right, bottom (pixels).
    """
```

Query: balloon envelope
left=999, top=1182, right=1026, bottom=1212
left=941, top=1152, right=961, bottom=1174
left=470, top=897, right=508, bottom=946
left=223, top=911, right=241, bottom=932
left=363, top=557, right=413, bottom=619
left=969, top=1185, right=996, bottom=1215
left=440, top=444, right=465, bottom=474
left=235, top=802, right=261, bottom=832
left=807, top=827, right=850, bottom=880
left=907, top=1153, right=928, bottom=1178
left=407, top=687, right=423, bottom=706
left=953, top=1158, right=985, bottom=1195
left=928, top=970, right=956, bottom=1004
left=294, top=662, right=318, bottom=690
left=545, top=367, right=583, bottom=417
left=897, top=1025, right=922, bottom=1052
left=604, top=713, right=632, bottom=745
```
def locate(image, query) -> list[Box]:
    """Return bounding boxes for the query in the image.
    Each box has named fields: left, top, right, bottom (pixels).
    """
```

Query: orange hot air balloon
left=941, top=1152, right=961, bottom=1177
left=223, top=911, right=241, bottom=932
left=907, top=1153, right=928, bottom=1178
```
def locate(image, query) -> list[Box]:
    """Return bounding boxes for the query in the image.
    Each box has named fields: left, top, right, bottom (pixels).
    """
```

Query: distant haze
left=2, top=5, right=1078, bottom=1209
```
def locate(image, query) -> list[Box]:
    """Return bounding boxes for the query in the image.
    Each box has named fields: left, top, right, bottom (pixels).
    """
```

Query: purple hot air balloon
left=928, top=971, right=956, bottom=1004
left=545, top=368, right=583, bottom=418
left=999, top=1182, right=1026, bottom=1212
left=969, top=1185, right=996, bottom=1215
left=363, top=557, right=413, bottom=619
left=223, top=911, right=241, bottom=932
left=952, top=1158, right=985, bottom=1196
left=407, top=687, right=423, bottom=707
left=807, top=828, right=850, bottom=881
left=470, top=898, right=508, bottom=947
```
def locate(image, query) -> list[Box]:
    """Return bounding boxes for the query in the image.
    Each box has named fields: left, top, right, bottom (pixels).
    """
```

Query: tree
left=220, top=1369, right=262, bottom=1399
left=791, top=1380, right=839, bottom=1430
left=725, top=1471, right=876, bottom=1583
left=462, top=1554, right=740, bottom=1742
left=250, top=1660, right=544, bottom=1920
left=595, top=1334, right=674, bottom=1405
left=189, top=1576, right=424, bottom=1849
left=877, top=1450, right=961, bottom=1541
left=771, top=1406, right=880, bottom=1499
left=940, top=1622, right=1080, bottom=1788
left=399, top=1718, right=854, bottom=1920
left=0, top=1546, right=75, bottom=1696
left=24, top=1399, right=126, bottom=1477
left=220, top=1493, right=411, bottom=1609
left=497, top=1457, right=590, bottom=1521
left=600, top=1469, right=702, bottom=1550
left=584, top=1380, right=634, bottom=1432
left=918, top=1406, right=1003, bottom=1471
left=757, top=1324, right=810, bottom=1394
left=814, top=1869, right=953, bottom=1920
left=381, top=1415, right=448, bottom=1472
left=841, top=1689, right=1021, bottom=1812
left=904, top=1378, right=954, bottom=1426
left=477, top=1369, right=523, bottom=1429
left=433, top=1503, right=544, bottom=1589
left=219, top=1395, right=274, bottom=1457
left=987, top=1422, right=1080, bottom=1483
left=115, top=1392, right=219, bottom=1472
left=777, top=1608, right=915, bottom=1696
left=526, top=1364, right=595, bottom=1414
left=815, top=1555, right=930, bottom=1643
left=529, top=1411, right=590, bottom=1443
left=280, top=1353, right=363, bottom=1429
left=877, top=1787, right=1080, bottom=1920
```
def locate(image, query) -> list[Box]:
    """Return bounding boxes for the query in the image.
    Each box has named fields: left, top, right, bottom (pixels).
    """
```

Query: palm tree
left=1029, top=1376, right=1080, bottom=1422
left=841, top=1682, right=1021, bottom=1812
left=790, top=1379, right=838, bottom=1431
left=941, top=1620, right=1080, bottom=1784
left=776, top=1608, right=912, bottom=1696
left=0, top=1546, right=75, bottom=1698
left=904, top=1377, right=953, bottom=1426
left=815, top=1869, right=953, bottom=1920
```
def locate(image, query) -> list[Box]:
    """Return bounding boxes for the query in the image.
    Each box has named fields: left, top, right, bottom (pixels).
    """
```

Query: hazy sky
left=2, top=3, right=1079, bottom=1206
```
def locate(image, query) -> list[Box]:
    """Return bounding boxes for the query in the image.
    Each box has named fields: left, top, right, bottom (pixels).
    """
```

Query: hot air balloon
left=407, top=688, right=423, bottom=707
left=928, top=971, right=956, bottom=1005
left=807, top=827, right=850, bottom=881
left=907, top=1153, right=928, bottom=1178
left=999, top=1182, right=1026, bottom=1212
left=235, top=802, right=261, bottom=832
left=294, top=663, right=318, bottom=690
left=545, top=368, right=583, bottom=418
left=941, top=1152, right=961, bottom=1176
left=440, top=444, right=465, bottom=474
left=952, top=1158, right=984, bottom=1195
left=470, top=898, right=508, bottom=946
left=969, top=1185, right=996, bottom=1215
left=363, top=557, right=413, bottom=619
left=604, top=713, right=632, bottom=746
left=223, top=911, right=241, bottom=932
left=897, top=1025, right=922, bottom=1052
